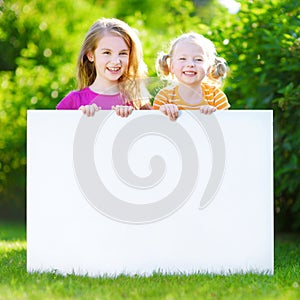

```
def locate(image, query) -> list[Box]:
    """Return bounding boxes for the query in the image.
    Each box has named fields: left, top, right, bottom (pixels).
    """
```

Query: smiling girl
left=57, top=18, right=151, bottom=117
left=153, top=33, right=230, bottom=121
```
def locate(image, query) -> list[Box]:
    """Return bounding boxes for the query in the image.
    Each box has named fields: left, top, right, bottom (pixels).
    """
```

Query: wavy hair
left=77, top=18, right=149, bottom=108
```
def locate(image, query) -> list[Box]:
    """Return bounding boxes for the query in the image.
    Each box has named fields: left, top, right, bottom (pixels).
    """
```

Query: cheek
left=203, top=63, right=210, bottom=73
left=121, top=57, right=129, bottom=67
left=170, top=62, right=176, bottom=74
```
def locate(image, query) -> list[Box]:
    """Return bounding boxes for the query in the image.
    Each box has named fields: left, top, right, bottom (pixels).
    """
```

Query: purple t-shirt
left=56, top=87, right=129, bottom=110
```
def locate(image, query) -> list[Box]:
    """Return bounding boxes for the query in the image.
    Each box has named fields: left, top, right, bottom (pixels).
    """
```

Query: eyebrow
left=100, top=48, right=129, bottom=52
left=177, top=54, right=205, bottom=58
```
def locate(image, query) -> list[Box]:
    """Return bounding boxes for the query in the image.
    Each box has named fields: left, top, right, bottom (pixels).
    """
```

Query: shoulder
left=202, top=82, right=226, bottom=98
left=201, top=82, right=230, bottom=109
left=201, top=82, right=219, bottom=93
left=153, top=85, right=177, bottom=109
left=155, top=85, right=176, bottom=98
left=56, top=87, right=96, bottom=109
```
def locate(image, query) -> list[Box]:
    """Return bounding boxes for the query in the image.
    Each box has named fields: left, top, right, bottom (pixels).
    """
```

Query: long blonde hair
left=156, top=32, right=228, bottom=87
left=77, top=18, right=149, bottom=108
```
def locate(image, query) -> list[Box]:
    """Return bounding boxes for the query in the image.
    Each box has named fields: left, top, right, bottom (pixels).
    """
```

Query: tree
left=0, top=0, right=299, bottom=231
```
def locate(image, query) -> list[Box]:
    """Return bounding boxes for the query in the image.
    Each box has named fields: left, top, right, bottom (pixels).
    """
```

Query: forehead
left=97, top=33, right=129, bottom=50
left=173, top=40, right=205, bottom=56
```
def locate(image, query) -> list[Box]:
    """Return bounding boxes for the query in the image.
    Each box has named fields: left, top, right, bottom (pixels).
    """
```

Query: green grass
left=0, top=222, right=299, bottom=300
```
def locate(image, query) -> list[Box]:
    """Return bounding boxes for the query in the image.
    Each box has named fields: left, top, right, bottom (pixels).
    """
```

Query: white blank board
left=27, top=110, right=273, bottom=276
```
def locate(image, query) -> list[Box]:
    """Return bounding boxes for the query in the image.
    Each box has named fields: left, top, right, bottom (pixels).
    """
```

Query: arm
left=198, top=85, right=229, bottom=115
left=213, top=88, right=230, bottom=110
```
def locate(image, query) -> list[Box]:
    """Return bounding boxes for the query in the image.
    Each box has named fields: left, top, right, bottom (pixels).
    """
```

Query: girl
left=57, top=18, right=151, bottom=117
left=153, top=33, right=230, bottom=121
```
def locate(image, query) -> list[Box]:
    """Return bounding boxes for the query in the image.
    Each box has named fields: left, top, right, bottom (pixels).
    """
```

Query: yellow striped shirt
left=153, top=83, right=230, bottom=110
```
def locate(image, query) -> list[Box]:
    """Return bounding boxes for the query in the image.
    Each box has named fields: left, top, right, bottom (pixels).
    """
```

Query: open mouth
left=107, top=66, right=122, bottom=72
left=183, top=71, right=197, bottom=75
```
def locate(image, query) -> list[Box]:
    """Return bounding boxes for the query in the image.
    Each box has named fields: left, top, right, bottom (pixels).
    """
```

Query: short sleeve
left=153, top=89, right=169, bottom=110
left=56, top=91, right=80, bottom=110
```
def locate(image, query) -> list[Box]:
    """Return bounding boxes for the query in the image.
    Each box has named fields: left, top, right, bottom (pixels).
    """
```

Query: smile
left=183, top=71, right=197, bottom=75
left=107, top=67, right=121, bottom=72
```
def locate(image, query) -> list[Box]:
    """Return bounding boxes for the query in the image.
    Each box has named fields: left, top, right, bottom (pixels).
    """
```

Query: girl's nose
left=111, top=56, right=121, bottom=64
left=186, top=59, right=195, bottom=67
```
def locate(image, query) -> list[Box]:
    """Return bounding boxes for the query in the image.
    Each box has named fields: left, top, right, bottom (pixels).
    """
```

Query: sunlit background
left=0, top=0, right=299, bottom=233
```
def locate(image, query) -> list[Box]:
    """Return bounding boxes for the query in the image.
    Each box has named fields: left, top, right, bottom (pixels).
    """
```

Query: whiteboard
left=27, top=110, right=273, bottom=276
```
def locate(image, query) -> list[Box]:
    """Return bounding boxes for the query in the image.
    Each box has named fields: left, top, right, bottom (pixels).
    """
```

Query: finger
left=160, top=105, right=166, bottom=113
left=89, top=104, right=100, bottom=116
left=200, top=106, right=209, bottom=115
left=115, top=106, right=126, bottom=117
left=86, top=106, right=92, bottom=116
left=200, top=107, right=208, bottom=115
left=79, top=106, right=87, bottom=114
left=166, top=105, right=177, bottom=121
left=89, top=104, right=98, bottom=116
left=113, top=105, right=121, bottom=116
left=168, top=105, right=178, bottom=121
left=124, top=106, right=133, bottom=117
left=92, top=103, right=99, bottom=111
left=87, top=105, right=95, bottom=116
left=81, top=105, right=92, bottom=115
left=119, top=106, right=125, bottom=117
left=171, top=105, right=179, bottom=119
left=206, top=106, right=216, bottom=115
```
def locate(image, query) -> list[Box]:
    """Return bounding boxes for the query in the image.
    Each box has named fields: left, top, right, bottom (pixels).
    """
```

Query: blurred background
left=0, top=0, right=299, bottom=232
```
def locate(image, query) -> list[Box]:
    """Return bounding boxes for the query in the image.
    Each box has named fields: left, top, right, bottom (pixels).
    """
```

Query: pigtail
left=207, top=57, right=228, bottom=87
left=209, top=57, right=227, bottom=79
left=156, top=52, right=171, bottom=77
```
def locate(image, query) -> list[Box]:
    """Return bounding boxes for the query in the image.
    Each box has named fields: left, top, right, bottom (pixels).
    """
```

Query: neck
left=89, top=79, right=120, bottom=95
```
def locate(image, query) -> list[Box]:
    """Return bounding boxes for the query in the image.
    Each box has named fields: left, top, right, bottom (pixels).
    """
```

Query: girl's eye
left=195, top=58, right=203, bottom=62
left=179, top=57, right=186, bottom=60
left=102, top=51, right=111, bottom=55
left=120, top=52, right=129, bottom=56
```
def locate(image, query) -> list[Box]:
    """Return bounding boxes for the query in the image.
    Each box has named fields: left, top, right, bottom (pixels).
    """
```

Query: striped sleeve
left=153, top=89, right=170, bottom=110
left=213, top=88, right=230, bottom=110
left=203, top=84, right=230, bottom=110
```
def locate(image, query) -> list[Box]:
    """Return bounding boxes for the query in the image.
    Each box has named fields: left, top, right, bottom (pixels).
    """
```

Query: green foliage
left=0, top=0, right=108, bottom=219
left=218, top=0, right=300, bottom=231
left=0, top=0, right=299, bottom=231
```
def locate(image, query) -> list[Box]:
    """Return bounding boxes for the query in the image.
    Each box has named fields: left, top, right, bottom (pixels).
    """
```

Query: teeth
left=108, top=67, right=120, bottom=71
left=184, top=71, right=196, bottom=75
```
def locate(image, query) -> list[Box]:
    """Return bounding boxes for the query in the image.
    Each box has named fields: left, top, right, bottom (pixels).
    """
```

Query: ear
left=87, top=51, right=94, bottom=62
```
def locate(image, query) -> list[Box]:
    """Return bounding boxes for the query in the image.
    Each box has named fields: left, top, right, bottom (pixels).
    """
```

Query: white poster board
left=27, top=110, right=273, bottom=276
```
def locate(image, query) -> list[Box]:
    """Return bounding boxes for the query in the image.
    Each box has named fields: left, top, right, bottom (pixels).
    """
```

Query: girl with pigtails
left=153, top=33, right=230, bottom=121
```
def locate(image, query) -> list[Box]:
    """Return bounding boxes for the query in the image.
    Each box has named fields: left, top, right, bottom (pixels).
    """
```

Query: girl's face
left=170, top=41, right=210, bottom=88
left=89, top=34, right=129, bottom=89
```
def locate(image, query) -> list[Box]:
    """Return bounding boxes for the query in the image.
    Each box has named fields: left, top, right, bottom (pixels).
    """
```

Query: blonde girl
left=57, top=18, right=151, bottom=117
left=153, top=32, right=230, bottom=120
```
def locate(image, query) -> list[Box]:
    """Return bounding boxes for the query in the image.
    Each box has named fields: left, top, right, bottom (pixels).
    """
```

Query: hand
left=199, top=105, right=217, bottom=115
left=79, top=103, right=101, bottom=117
left=160, top=104, right=179, bottom=121
left=113, top=105, right=134, bottom=118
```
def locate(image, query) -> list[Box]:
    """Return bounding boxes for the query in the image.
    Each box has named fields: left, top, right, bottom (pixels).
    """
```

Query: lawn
left=0, top=222, right=299, bottom=300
